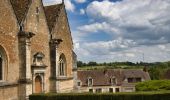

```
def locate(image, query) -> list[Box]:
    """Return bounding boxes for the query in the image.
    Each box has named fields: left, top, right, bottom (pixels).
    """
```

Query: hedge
left=136, top=80, right=170, bottom=91
left=29, top=92, right=170, bottom=100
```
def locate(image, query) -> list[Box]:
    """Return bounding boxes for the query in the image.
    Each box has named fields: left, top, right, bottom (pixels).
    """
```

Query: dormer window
left=88, top=77, right=93, bottom=86
left=127, top=77, right=142, bottom=83
left=128, top=78, right=133, bottom=83
left=136, top=78, right=142, bottom=82
left=110, top=77, right=116, bottom=85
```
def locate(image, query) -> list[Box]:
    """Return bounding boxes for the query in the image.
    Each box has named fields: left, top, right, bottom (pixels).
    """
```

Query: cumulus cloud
left=74, top=0, right=86, bottom=3
left=64, top=0, right=75, bottom=12
left=43, top=0, right=75, bottom=12
left=75, top=42, right=170, bottom=62
left=78, top=0, right=170, bottom=45
left=74, top=0, right=170, bottom=62
left=80, top=9, right=85, bottom=15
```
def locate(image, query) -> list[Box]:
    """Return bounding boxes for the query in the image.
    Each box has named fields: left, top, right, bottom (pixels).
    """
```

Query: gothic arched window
left=0, top=46, right=7, bottom=81
left=0, top=54, right=2, bottom=80
left=59, top=54, right=66, bottom=76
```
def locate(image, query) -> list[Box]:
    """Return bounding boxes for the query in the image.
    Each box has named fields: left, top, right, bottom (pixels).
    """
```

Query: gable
left=0, top=0, right=18, bottom=34
left=23, top=0, right=49, bottom=35
left=44, top=4, right=62, bottom=33
left=10, top=0, right=31, bottom=24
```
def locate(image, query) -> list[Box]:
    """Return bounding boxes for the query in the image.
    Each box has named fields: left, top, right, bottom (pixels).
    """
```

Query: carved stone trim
left=0, top=82, right=18, bottom=87
left=50, top=38, right=63, bottom=46
left=18, top=31, right=35, bottom=39
left=18, top=78, right=32, bottom=84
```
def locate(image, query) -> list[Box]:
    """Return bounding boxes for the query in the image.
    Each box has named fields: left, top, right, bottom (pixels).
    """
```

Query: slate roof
left=44, top=4, right=63, bottom=32
left=77, top=69, right=150, bottom=87
left=10, top=0, right=31, bottom=24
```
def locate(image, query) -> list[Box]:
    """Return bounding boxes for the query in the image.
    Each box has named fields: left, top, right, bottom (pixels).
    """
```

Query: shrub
left=136, top=80, right=170, bottom=91
left=29, top=92, right=170, bottom=100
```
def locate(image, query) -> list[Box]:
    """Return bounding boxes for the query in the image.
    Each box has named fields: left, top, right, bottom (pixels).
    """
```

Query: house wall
left=77, top=86, right=122, bottom=93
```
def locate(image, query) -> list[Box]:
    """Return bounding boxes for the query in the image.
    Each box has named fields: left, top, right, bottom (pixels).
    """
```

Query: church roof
left=44, top=4, right=63, bottom=33
left=10, top=0, right=31, bottom=24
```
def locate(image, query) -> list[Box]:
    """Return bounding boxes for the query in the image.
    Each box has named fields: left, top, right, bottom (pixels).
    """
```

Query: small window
left=77, top=82, right=81, bottom=86
left=110, top=77, right=116, bottom=85
left=136, top=78, right=141, bottom=82
left=96, top=88, right=102, bottom=93
left=128, top=78, right=133, bottom=83
left=115, top=88, right=120, bottom=92
left=89, top=89, right=93, bottom=93
left=88, top=78, right=93, bottom=86
left=109, top=88, right=113, bottom=93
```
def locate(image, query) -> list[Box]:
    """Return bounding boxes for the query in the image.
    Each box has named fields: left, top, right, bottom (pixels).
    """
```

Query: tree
left=77, top=61, right=83, bottom=67
left=87, top=61, right=97, bottom=66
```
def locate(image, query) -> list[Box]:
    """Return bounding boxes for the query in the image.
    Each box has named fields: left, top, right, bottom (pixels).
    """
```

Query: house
left=0, top=0, right=76, bottom=100
left=76, top=69, right=150, bottom=93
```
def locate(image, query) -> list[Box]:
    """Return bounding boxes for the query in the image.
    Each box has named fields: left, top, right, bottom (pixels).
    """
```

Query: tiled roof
left=10, top=0, right=31, bottom=24
left=44, top=4, right=63, bottom=32
left=77, top=69, right=150, bottom=87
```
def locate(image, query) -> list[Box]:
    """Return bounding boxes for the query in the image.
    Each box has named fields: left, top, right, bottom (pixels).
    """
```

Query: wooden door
left=35, top=76, right=42, bottom=93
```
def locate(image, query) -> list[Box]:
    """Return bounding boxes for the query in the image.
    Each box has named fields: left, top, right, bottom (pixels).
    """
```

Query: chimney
left=143, top=66, right=148, bottom=72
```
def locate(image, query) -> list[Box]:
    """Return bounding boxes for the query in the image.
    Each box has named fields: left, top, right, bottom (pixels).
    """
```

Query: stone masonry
left=0, top=0, right=76, bottom=100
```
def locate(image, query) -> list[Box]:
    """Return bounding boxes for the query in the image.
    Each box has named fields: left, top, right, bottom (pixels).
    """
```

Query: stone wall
left=52, top=5, right=73, bottom=78
left=57, top=79, right=74, bottom=93
left=0, top=85, right=18, bottom=100
left=0, top=0, right=19, bottom=83
left=24, top=0, right=51, bottom=93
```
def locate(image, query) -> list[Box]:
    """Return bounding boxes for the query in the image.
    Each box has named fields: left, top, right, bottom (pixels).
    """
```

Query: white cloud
left=80, top=9, right=85, bottom=15
left=43, top=0, right=75, bottom=12
left=79, top=0, right=170, bottom=45
left=74, top=0, right=86, bottom=3
left=75, top=41, right=170, bottom=62
left=74, top=0, right=170, bottom=62
left=64, top=0, right=75, bottom=12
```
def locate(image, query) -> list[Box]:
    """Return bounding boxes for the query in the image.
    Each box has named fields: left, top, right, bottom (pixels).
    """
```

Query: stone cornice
left=18, top=31, right=35, bottom=39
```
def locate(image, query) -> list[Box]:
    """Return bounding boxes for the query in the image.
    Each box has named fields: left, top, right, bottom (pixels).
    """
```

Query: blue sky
left=43, top=0, right=170, bottom=63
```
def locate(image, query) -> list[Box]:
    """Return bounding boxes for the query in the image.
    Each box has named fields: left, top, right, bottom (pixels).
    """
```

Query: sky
left=43, top=0, right=170, bottom=63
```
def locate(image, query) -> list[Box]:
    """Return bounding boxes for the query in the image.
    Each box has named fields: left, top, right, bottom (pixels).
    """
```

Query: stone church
left=0, top=0, right=77, bottom=100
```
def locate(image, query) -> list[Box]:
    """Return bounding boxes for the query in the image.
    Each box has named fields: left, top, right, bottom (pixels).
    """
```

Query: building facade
left=76, top=69, right=150, bottom=93
left=0, top=0, right=76, bottom=100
